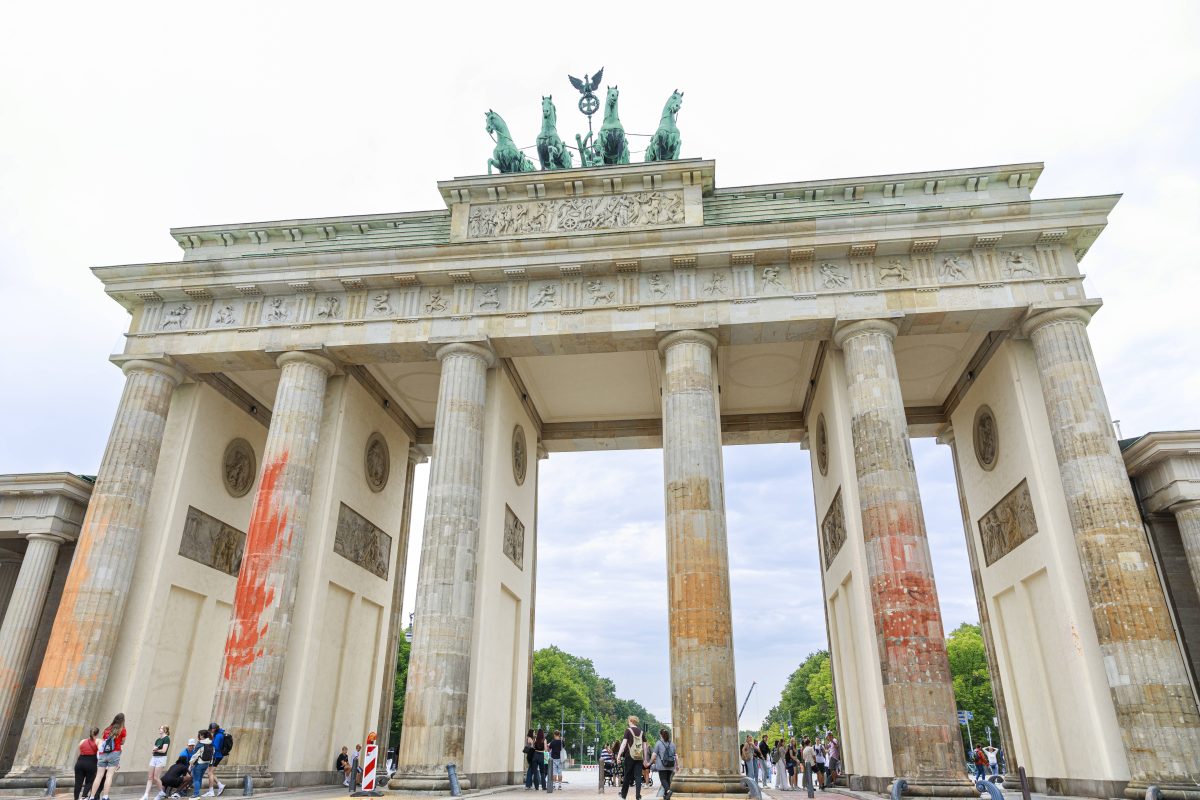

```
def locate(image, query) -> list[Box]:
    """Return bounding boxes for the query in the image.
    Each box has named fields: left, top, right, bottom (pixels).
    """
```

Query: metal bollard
left=1147, top=786, right=1163, bottom=800
left=242, top=774, right=254, bottom=796
left=742, top=776, right=762, bottom=800
left=1018, top=766, right=1031, bottom=800
left=978, top=779, right=1004, bottom=800
left=890, top=777, right=908, bottom=800
left=447, top=763, right=461, bottom=797
left=45, top=775, right=57, bottom=797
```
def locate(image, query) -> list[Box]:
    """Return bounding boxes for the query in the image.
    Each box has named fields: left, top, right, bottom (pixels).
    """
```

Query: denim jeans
left=525, top=760, right=541, bottom=789
left=191, top=763, right=209, bottom=797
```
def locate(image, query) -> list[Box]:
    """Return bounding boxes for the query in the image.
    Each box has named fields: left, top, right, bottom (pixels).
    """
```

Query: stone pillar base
left=0, top=770, right=56, bottom=791
left=388, top=772, right=472, bottom=792
left=891, top=776, right=978, bottom=797
left=212, top=766, right=274, bottom=789
left=1126, top=781, right=1200, bottom=800
left=669, top=774, right=747, bottom=796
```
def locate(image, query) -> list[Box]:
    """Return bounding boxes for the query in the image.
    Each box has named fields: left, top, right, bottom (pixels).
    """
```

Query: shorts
left=551, top=758, right=563, bottom=777
left=97, top=751, right=121, bottom=768
left=813, top=764, right=825, bottom=774
left=827, top=758, right=839, bottom=772
left=212, top=757, right=223, bottom=769
left=150, top=755, right=167, bottom=769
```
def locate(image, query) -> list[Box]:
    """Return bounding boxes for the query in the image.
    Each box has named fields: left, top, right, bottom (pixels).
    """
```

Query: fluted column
left=1024, top=307, right=1200, bottom=797
left=375, top=445, right=424, bottom=773
left=0, top=534, right=65, bottom=748
left=392, top=342, right=494, bottom=791
left=209, top=351, right=335, bottom=780
left=1173, top=502, right=1200, bottom=604
left=659, top=330, right=743, bottom=796
left=2, top=358, right=181, bottom=782
left=0, top=554, right=20, bottom=626
left=833, top=319, right=971, bottom=796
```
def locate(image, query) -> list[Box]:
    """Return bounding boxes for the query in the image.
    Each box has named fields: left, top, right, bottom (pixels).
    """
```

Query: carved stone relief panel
left=222, top=438, right=257, bottom=498
left=816, top=414, right=829, bottom=476
left=503, top=504, right=525, bottom=569
left=978, top=479, right=1038, bottom=566
left=513, top=425, right=528, bottom=486
left=973, top=405, right=999, bottom=472
left=179, top=506, right=246, bottom=577
left=334, top=502, right=392, bottom=580
left=821, top=489, right=847, bottom=570
left=365, top=432, right=389, bottom=493
left=466, top=190, right=684, bottom=239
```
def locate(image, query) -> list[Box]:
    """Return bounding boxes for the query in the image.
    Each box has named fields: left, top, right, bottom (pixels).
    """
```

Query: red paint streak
left=222, top=454, right=288, bottom=680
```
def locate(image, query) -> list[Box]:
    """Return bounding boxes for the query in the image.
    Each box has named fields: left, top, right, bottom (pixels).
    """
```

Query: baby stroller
left=602, top=758, right=619, bottom=787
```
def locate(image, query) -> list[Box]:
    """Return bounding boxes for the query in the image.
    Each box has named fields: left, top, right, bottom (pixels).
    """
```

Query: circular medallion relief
left=816, top=414, right=829, bottom=476
left=973, top=405, right=999, bottom=472
left=222, top=438, right=256, bottom=498
left=365, top=432, right=390, bottom=493
left=512, top=425, right=528, bottom=486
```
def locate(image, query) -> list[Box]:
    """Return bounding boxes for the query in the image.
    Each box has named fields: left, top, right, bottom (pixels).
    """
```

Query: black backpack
left=219, top=732, right=233, bottom=756
left=201, top=741, right=215, bottom=762
left=101, top=730, right=116, bottom=754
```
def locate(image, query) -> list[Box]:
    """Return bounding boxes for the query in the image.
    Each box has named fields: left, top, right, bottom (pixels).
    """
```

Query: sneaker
left=343, top=779, right=350, bottom=786
left=202, top=791, right=215, bottom=797
left=216, top=784, right=225, bottom=797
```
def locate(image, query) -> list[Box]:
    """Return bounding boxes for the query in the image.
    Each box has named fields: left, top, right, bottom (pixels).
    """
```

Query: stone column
left=0, top=534, right=66, bottom=748
left=375, top=445, right=424, bottom=775
left=1023, top=306, right=1200, bottom=797
left=210, top=351, right=335, bottom=781
left=2, top=358, right=181, bottom=783
left=392, top=342, right=494, bottom=791
left=0, top=553, right=21, bottom=626
left=1172, top=502, right=1200, bottom=603
left=659, top=330, right=743, bottom=797
left=832, top=319, right=972, bottom=796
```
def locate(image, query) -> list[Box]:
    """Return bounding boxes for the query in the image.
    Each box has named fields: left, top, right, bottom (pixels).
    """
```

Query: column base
left=669, top=773, right=748, bottom=796
left=890, top=776, right=978, bottom=797
left=388, top=770, right=473, bottom=792
left=0, top=767, right=58, bottom=790
left=210, top=765, right=274, bottom=789
left=1126, top=781, right=1200, bottom=800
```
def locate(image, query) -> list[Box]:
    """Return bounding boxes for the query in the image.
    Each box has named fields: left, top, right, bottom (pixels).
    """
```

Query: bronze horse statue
left=596, top=86, right=629, bottom=165
left=645, top=90, right=683, bottom=162
left=536, top=96, right=572, bottom=170
left=485, top=109, right=535, bottom=174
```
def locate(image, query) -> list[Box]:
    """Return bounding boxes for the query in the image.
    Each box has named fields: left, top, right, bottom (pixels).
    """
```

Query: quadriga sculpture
left=535, top=96, right=572, bottom=171
left=596, top=86, right=629, bottom=165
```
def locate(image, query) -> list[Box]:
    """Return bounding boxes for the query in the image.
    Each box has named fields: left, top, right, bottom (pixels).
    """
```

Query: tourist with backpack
left=140, top=725, right=171, bottom=800
left=652, top=728, right=676, bottom=799
left=190, top=731, right=214, bottom=798
left=159, top=750, right=192, bottom=800
left=615, top=715, right=644, bottom=800
left=73, top=727, right=100, bottom=800
left=204, top=723, right=229, bottom=796
left=90, top=712, right=127, bottom=800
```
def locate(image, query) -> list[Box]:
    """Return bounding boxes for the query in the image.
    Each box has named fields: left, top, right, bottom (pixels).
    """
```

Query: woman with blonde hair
left=140, top=725, right=171, bottom=800
left=90, top=712, right=126, bottom=800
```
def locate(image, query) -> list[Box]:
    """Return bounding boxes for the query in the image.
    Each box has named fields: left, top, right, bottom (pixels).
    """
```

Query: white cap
left=188, top=738, right=197, bottom=746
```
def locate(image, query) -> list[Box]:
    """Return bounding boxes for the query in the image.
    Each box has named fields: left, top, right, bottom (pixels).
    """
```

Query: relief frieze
left=334, top=502, right=392, bottom=580
left=978, top=479, right=1038, bottom=566
left=466, top=190, right=684, bottom=239
left=821, top=489, right=847, bottom=570
left=504, top=505, right=525, bottom=569
left=179, top=506, right=246, bottom=577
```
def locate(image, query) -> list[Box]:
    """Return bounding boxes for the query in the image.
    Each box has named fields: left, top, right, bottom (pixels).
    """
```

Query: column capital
left=935, top=425, right=956, bottom=446
left=1021, top=304, right=1095, bottom=338
left=434, top=341, right=496, bottom=368
left=23, top=533, right=66, bottom=547
left=832, top=317, right=899, bottom=349
left=407, top=445, right=429, bottom=466
left=120, top=358, right=184, bottom=385
left=1174, top=499, right=1200, bottom=514
left=657, top=328, right=718, bottom=354
left=275, top=350, right=337, bottom=375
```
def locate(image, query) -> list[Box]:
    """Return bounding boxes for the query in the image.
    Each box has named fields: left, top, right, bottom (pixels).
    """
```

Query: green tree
left=763, top=651, right=838, bottom=738
left=389, top=629, right=412, bottom=748
left=946, top=623, right=996, bottom=751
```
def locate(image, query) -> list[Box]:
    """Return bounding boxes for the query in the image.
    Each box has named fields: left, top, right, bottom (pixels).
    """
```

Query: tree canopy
left=946, top=623, right=997, bottom=748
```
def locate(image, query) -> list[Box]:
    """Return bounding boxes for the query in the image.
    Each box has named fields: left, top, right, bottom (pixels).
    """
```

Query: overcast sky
left=3, top=1, right=1199, bottom=728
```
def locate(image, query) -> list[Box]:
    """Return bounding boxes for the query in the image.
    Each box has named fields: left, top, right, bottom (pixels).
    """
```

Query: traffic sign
left=956, top=710, right=974, bottom=724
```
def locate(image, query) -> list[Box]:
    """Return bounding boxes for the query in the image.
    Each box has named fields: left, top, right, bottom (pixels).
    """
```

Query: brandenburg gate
left=1, top=149, right=1197, bottom=799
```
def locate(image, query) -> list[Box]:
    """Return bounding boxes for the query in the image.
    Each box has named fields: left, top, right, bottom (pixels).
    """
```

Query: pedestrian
left=523, top=730, right=536, bottom=789
left=615, top=714, right=645, bottom=800
left=652, top=728, right=676, bottom=799
left=91, top=712, right=127, bottom=800
left=801, top=738, right=816, bottom=799
left=642, top=730, right=654, bottom=791
left=758, top=735, right=770, bottom=785
left=74, top=727, right=100, bottom=800
left=204, top=723, right=228, bottom=796
left=141, top=725, right=171, bottom=800
left=824, top=733, right=840, bottom=786
left=785, top=739, right=799, bottom=791
left=351, top=744, right=363, bottom=790
left=740, top=736, right=754, bottom=782
left=812, top=737, right=826, bottom=790
left=772, top=739, right=788, bottom=791
left=550, top=730, right=565, bottom=786
left=336, top=746, right=351, bottom=786
left=983, top=744, right=999, bottom=777
left=973, top=746, right=987, bottom=782
left=189, top=730, right=214, bottom=800
left=160, top=750, right=192, bottom=800
left=532, top=729, right=548, bottom=790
